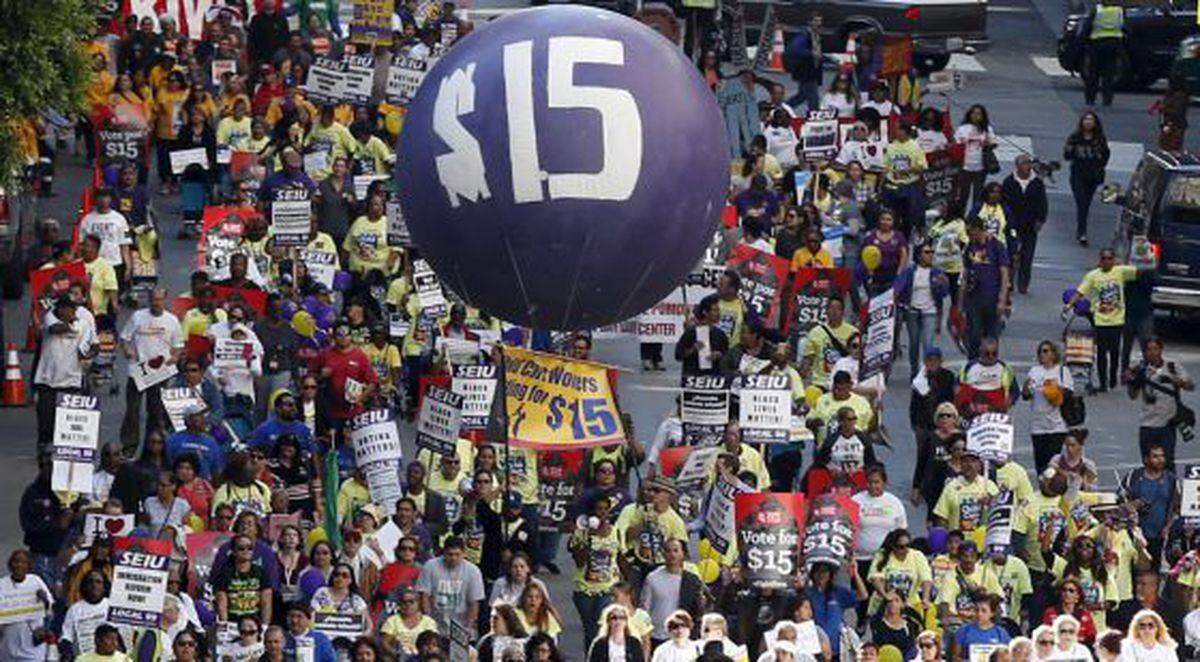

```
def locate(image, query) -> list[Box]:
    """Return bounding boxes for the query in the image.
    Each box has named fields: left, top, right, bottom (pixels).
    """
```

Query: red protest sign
left=802, top=493, right=859, bottom=569
left=537, top=450, right=586, bottom=532
left=210, top=285, right=267, bottom=317
left=790, top=267, right=853, bottom=338
left=726, top=244, right=792, bottom=332
left=735, top=492, right=806, bottom=588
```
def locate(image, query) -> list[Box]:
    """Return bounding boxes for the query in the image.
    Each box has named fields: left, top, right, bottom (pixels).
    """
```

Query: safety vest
left=1090, top=5, right=1124, bottom=40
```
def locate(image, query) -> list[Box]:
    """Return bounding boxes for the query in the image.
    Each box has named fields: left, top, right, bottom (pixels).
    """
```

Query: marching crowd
left=3, top=1, right=1200, bottom=662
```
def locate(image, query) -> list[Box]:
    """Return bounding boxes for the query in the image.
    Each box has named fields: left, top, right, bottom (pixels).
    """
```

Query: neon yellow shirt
left=867, top=550, right=932, bottom=612
left=933, top=476, right=999, bottom=545
left=1011, top=491, right=1066, bottom=573
left=803, top=322, right=858, bottom=387
left=982, top=556, right=1032, bottom=622
left=343, top=214, right=393, bottom=274
left=884, top=139, right=927, bottom=186
left=1077, top=265, right=1137, bottom=327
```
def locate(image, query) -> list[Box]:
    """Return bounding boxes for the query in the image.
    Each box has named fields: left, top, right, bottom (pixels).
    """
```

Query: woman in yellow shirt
left=380, top=587, right=440, bottom=655
left=152, top=71, right=190, bottom=194
left=517, top=583, right=563, bottom=641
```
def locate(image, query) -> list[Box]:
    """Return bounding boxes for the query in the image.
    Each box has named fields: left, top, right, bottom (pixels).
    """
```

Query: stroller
left=1063, top=311, right=1097, bottom=395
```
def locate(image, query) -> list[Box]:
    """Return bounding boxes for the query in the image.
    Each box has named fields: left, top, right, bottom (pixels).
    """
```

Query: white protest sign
left=349, top=409, right=404, bottom=466
left=160, top=386, right=206, bottom=432
left=52, top=394, right=101, bottom=494
left=298, top=249, right=337, bottom=289
left=416, top=385, right=464, bottom=457
left=861, top=289, right=896, bottom=380
left=108, top=537, right=170, bottom=627
left=704, top=475, right=753, bottom=555
left=213, top=338, right=253, bottom=370
left=362, top=461, right=403, bottom=515
left=436, top=337, right=480, bottom=366
left=677, top=446, right=721, bottom=489
left=83, top=513, right=135, bottom=546
left=681, top=375, right=731, bottom=447
left=211, top=58, right=237, bottom=82
left=0, top=586, right=46, bottom=625
left=967, top=412, right=1014, bottom=462
left=131, top=355, right=178, bottom=392
left=386, top=193, right=411, bottom=247
left=305, top=56, right=347, bottom=105
left=386, top=55, right=428, bottom=106
left=413, top=259, right=448, bottom=317
left=353, top=174, right=388, bottom=200
left=342, top=54, right=376, bottom=106
left=271, top=199, right=311, bottom=247
left=737, top=374, right=791, bottom=444
left=1182, top=465, right=1200, bottom=525
left=801, top=109, right=839, bottom=162
left=169, top=147, right=209, bottom=174
left=636, top=289, right=688, bottom=344
left=452, top=364, right=497, bottom=432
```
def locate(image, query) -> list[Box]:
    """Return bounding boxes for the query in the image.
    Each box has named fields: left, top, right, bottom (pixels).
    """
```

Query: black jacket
left=908, top=367, right=958, bottom=430
left=675, top=325, right=730, bottom=376
left=1000, top=173, right=1048, bottom=233
left=587, top=636, right=646, bottom=662
left=247, top=12, right=290, bottom=64
left=20, top=475, right=70, bottom=556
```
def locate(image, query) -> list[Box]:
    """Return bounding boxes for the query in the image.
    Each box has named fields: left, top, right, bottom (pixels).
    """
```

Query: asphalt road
left=2, top=0, right=1199, bottom=655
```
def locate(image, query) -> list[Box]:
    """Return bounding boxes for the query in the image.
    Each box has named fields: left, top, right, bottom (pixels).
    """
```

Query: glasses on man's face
left=669, top=623, right=685, bottom=631
left=400, top=545, right=418, bottom=552
left=333, top=571, right=351, bottom=578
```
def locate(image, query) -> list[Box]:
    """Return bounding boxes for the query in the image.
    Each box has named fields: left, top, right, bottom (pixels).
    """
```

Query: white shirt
left=33, top=310, right=96, bottom=389
left=834, top=139, right=885, bottom=171
left=120, top=308, right=184, bottom=363
left=648, top=417, right=684, bottom=467
left=910, top=266, right=936, bottom=313
left=820, top=93, right=857, bottom=119
left=851, top=491, right=907, bottom=560
left=61, top=598, right=110, bottom=654
left=764, top=126, right=800, bottom=169
left=650, top=640, right=698, bottom=662
left=917, top=129, right=948, bottom=153
left=954, top=124, right=995, bottom=173
left=1026, top=364, right=1074, bottom=435
left=0, top=574, right=52, bottom=661
left=92, top=469, right=116, bottom=502
left=1184, top=607, right=1200, bottom=649
left=861, top=99, right=894, bottom=119
left=1116, top=639, right=1176, bottom=661
left=79, top=209, right=131, bottom=266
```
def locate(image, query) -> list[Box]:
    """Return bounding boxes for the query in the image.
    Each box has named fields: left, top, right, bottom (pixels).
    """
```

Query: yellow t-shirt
left=336, top=478, right=371, bottom=527
left=354, top=135, right=395, bottom=175
left=716, top=297, right=746, bottom=343
left=305, top=121, right=357, bottom=181
left=517, top=609, right=562, bottom=639
left=1048, top=558, right=1119, bottom=631
left=867, top=550, right=932, bottom=612
left=1011, top=491, right=1066, bottom=573
left=216, top=116, right=253, bottom=149
left=84, top=257, right=118, bottom=314
left=933, top=476, right=1000, bottom=545
left=981, top=556, right=1032, bottom=622
left=884, top=139, right=927, bottom=186
left=363, top=342, right=401, bottom=391
left=381, top=614, right=439, bottom=654
left=809, top=392, right=874, bottom=433
left=419, top=438, right=477, bottom=476
left=343, top=215, right=392, bottom=274
left=937, top=564, right=1002, bottom=621
left=503, top=447, right=539, bottom=505
left=803, top=322, right=858, bottom=387
left=1104, top=529, right=1138, bottom=602
left=994, top=463, right=1033, bottom=508
left=1077, top=265, right=1137, bottom=327
left=614, top=506, right=689, bottom=565
left=569, top=526, right=622, bottom=594
left=790, top=247, right=834, bottom=271
left=976, top=203, right=1008, bottom=240
left=928, top=218, right=968, bottom=274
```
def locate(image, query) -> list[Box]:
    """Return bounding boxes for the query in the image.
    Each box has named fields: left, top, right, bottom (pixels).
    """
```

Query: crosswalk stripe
left=1109, top=141, right=1146, bottom=173
left=1031, top=56, right=1072, bottom=77
left=993, top=135, right=1034, bottom=168
left=948, top=53, right=987, bottom=72
left=987, top=4, right=1032, bottom=12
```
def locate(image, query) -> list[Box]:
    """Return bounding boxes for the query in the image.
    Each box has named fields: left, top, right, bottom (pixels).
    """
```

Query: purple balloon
left=397, top=6, right=728, bottom=331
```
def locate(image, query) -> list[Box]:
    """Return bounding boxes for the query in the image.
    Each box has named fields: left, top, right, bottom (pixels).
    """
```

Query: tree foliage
left=0, top=0, right=99, bottom=190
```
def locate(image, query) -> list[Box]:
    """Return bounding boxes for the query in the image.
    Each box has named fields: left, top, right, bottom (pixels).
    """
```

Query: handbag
left=1059, top=367, right=1086, bottom=427
left=982, top=144, right=1001, bottom=175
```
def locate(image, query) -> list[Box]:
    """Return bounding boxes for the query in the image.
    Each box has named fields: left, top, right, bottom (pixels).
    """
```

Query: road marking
left=1031, top=56, right=1072, bottom=77
left=988, top=4, right=1032, bottom=12
left=948, top=53, right=987, bottom=72
left=628, top=384, right=683, bottom=393
left=1108, top=141, right=1146, bottom=173
left=993, top=134, right=1034, bottom=168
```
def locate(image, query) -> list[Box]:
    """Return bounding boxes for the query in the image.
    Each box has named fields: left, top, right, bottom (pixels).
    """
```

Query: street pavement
left=1, top=0, right=1199, bottom=655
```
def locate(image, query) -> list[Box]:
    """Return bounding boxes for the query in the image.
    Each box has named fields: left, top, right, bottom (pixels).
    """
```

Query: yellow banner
left=503, top=346, right=624, bottom=450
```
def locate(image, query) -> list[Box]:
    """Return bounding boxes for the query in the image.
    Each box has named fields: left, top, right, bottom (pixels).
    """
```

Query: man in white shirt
left=78, top=188, right=132, bottom=288
left=33, top=296, right=97, bottom=450
left=119, top=287, right=184, bottom=455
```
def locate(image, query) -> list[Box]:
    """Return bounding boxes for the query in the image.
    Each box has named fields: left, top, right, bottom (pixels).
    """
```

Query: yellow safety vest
left=1090, top=5, right=1124, bottom=40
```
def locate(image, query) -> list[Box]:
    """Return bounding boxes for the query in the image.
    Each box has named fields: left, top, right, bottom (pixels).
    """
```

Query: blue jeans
left=904, top=308, right=937, bottom=375
left=573, top=591, right=612, bottom=653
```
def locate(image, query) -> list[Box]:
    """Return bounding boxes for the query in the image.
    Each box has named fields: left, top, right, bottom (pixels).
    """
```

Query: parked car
left=1058, top=0, right=1196, bottom=90
left=1169, top=35, right=1200, bottom=94
left=741, top=0, right=988, bottom=73
left=1109, top=150, right=1200, bottom=315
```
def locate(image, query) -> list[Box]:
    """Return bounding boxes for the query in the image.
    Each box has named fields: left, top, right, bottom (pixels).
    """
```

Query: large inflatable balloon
left=396, top=6, right=728, bottom=330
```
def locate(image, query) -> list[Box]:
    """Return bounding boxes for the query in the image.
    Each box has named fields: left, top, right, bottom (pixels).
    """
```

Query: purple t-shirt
left=863, top=230, right=908, bottom=277
left=964, top=237, right=1010, bottom=299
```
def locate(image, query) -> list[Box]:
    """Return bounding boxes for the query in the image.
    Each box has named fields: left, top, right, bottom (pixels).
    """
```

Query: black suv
left=1058, top=0, right=1196, bottom=89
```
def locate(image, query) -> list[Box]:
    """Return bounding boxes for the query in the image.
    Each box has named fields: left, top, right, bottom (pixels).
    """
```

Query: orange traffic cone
left=768, top=28, right=785, bottom=72
left=2, top=342, right=27, bottom=406
left=842, top=32, right=858, bottom=73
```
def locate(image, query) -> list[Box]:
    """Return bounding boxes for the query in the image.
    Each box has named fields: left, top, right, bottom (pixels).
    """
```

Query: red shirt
left=316, top=346, right=378, bottom=420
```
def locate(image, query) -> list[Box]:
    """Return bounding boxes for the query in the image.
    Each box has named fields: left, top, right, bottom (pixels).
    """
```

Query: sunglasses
left=669, top=623, right=686, bottom=630
left=1037, top=640, right=1053, bottom=646
left=236, top=545, right=253, bottom=551
left=1060, top=628, right=1077, bottom=635
left=177, top=640, right=197, bottom=648
left=918, top=642, right=935, bottom=650
left=609, top=615, right=627, bottom=621
left=1138, top=622, right=1156, bottom=630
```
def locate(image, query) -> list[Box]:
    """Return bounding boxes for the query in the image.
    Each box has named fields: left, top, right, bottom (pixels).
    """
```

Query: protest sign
left=1182, top=465, right=1200, bottom=526
left=726, top=244, right=791, bottom=332
left=968, top=645, right=1008, bottom=662
left=363, top=461, right=404, bottom=515
left=452, top=364, right=497, bottom=433
left=386, top=55, right=428, bottom=106
left=211, top=58, right=237, bottom=82
left=386, top=192, right=412, bottom=246
left=660, top=445, right=720, bottom=520
left=860, top=290, right=896, bottom=380
left=351, top=0, right=395, bottom=45
left=270, top=199, right=312, bottom=247
left=108, top=537, right=170, bottom=627
left=801, top=109, right=840, bottom=162
left=924, top=145, right=965, bottom=211
left=413, top=259, right=448, bottom=318
left=213, top=337, right=254, bottom=370
left=791, top=268, right=853, bottom=337
left=313, top=612, right=368, bottom=637
left=450, top=619, right=471, bottom=662
left=169, top=147, right=209, bottom=174
left=537, top=450, right=585, bottom=532
left=416, top=385, right=464, bottom=457
left=737, top=374, right=791, bottom=444
left=83, top=513, right=135, bottom=546
left=159, top=387, right=205, bottom=432
left=97, top=127, right=147, bottom=168
left=802, top=493, right=858, bottom=568
left=185, top=531, right=232, bottom=602
left=52, top=393, right=100, bottom=493
left=705, top=475, right=754, bottom=555
left=503, top=347, right=624, bottom=450
left=636, top=289, right=689, bottom=344
left=736, top=492, right=806, bottom=588
left=985, top=489, right=1015, bottom=555
left=210, top=285, right=268, bottom=318
left=436, top=337, right=481, bottom=366
left=305, top=56, right=348, bottom=105
left=350, top=409, right=404, bottom=465
left=967, top=412, right=1015, bottom=463
left=440, top=21, right=458, bottom=48
left=130, top=354, right=178, bottom=392
left=342, top=54, right=376, bottom=106
left=0, top=585, right=45, bottom=625
left=298, top=249, right=337, bottom=289
left=682, top=374, right=731, bottom=447
left=353, top=174, right=388, bottom=199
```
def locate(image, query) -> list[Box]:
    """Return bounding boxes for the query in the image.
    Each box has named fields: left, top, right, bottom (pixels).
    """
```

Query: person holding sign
left=119, top=288, right=184, bottom=454
left=880, top=122, right=928, bottom=237
left=933, top=448, right=1000, bottom=548
left=79, top=188, right=133, bottom=289
left=0, top=549, right=54, bottom=660
left=33, top=296, right=97, bottom=450
left=215, top=534, right=274, bottom=628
